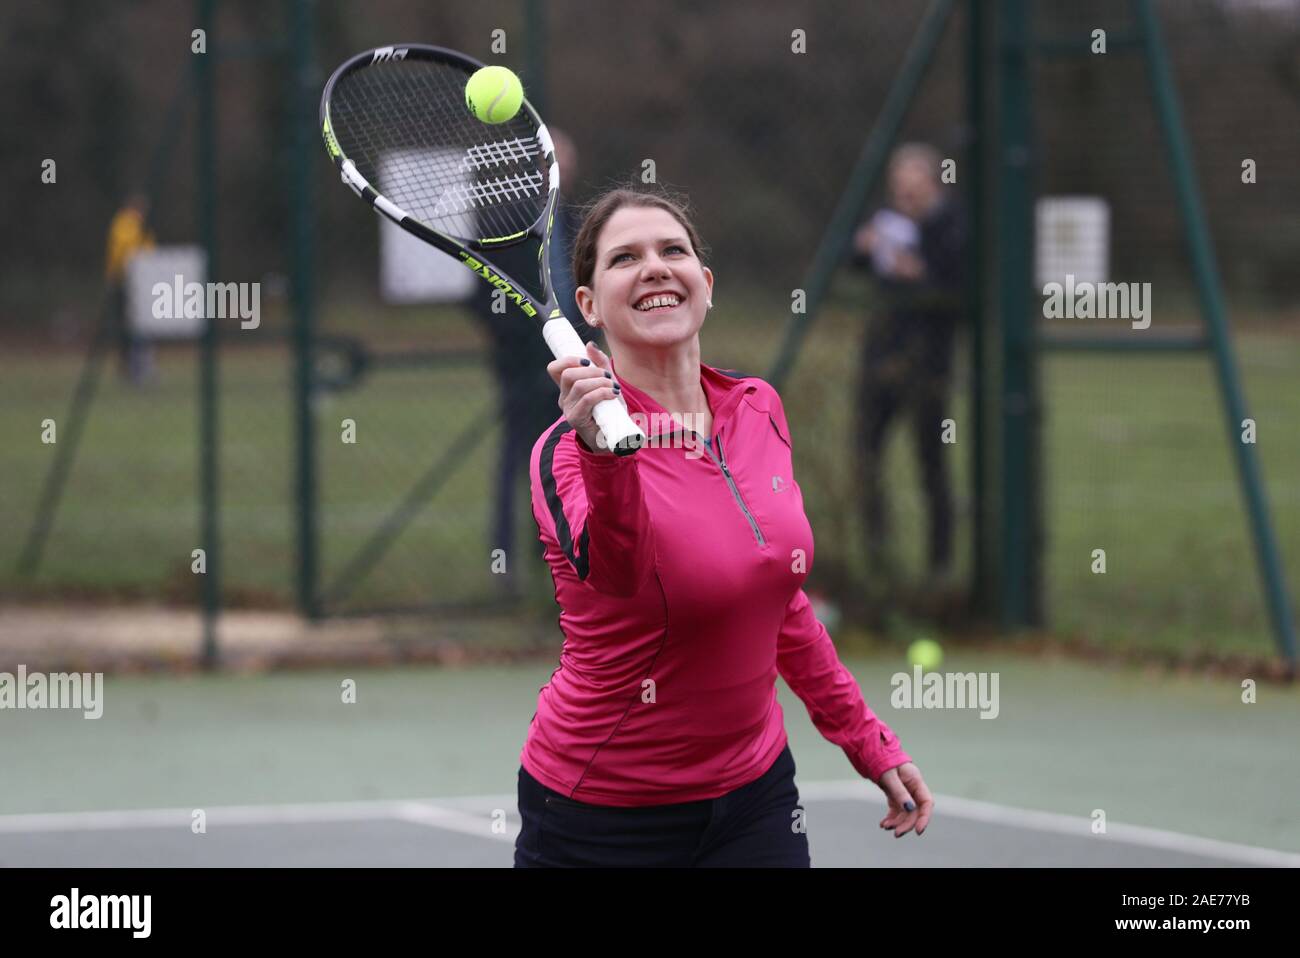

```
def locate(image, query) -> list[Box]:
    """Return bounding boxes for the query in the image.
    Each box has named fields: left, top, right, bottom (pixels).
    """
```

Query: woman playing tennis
left=514, top=187, right=933, bottom=867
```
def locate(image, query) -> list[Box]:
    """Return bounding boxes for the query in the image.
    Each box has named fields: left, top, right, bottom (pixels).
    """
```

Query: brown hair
left=570, top=186, right=709, bottom=290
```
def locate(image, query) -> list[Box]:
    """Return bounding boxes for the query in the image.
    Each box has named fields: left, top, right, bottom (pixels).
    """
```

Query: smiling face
left=574, top=205, right=714, bottom=351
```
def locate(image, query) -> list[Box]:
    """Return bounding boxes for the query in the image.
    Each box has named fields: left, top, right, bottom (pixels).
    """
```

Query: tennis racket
left=320, top=43, right=646, bottom=455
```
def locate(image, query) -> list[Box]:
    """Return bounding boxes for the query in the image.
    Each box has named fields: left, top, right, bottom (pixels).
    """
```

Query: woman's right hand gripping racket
left=320, top=44, right=645, bottom=455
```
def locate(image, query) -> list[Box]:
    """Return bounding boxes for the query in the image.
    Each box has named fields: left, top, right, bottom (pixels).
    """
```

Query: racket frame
left=320, top=43, right=645, bottom=455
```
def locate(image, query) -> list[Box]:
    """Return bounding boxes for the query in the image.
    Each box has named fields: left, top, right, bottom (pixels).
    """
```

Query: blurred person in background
left=851, top=143, right=966, bottom=596
left=470, top=128, right=598, bottom=598
left=104, top=192, right=157, bottom=386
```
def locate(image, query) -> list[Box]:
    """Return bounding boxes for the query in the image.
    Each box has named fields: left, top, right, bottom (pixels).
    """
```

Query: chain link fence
left=2, top=0, right=1296, bottom=660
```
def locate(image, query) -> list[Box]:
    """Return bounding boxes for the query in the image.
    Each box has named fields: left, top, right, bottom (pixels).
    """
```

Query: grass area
left=2, top=300, right=1298, bottom=658
left=1041, top=337, right=1300, bottom=656
left=0, top=331, right=513, bottom=613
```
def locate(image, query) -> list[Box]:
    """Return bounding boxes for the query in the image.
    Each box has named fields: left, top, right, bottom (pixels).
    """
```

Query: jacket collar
left=607, top=358, right=757, bottom=439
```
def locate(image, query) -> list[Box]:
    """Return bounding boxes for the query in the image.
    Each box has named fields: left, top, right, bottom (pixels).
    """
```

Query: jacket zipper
left=705, top=434, right=765, bottom=547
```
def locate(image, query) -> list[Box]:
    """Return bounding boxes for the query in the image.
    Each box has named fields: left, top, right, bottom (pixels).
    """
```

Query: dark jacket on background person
left=852, top=198, right=967, bottom=378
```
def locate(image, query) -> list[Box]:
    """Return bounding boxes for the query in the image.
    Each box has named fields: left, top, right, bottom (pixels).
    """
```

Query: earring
left=707, top=299, right=713, bottom=308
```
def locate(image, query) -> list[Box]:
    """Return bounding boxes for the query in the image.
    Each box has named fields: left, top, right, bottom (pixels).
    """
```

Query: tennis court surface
left=3, top=650, right=1296, bottom=867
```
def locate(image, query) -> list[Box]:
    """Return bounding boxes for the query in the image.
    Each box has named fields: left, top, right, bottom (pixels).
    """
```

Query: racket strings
left=433, top=169, right=545, bottom=219
left=460, top=136, right=541, bottom=171
left=329, top=58, right=547, bottom=242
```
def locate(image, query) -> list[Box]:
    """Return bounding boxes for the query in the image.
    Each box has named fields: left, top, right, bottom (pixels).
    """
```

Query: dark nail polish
left=904, top=801, right=915, bottom=813
left=604, top=371, right=612, bottom=379
left=580, top=359, right=591, bottom=366
left=613, top=384, right=622, bottom=392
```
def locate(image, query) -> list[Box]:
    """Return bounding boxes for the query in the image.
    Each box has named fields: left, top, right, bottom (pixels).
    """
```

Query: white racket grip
left=542, top=317, right=646, bottom=456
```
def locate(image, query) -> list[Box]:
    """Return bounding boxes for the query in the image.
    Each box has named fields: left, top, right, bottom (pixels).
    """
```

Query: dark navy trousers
left=514, top=744, right=811, bottom=868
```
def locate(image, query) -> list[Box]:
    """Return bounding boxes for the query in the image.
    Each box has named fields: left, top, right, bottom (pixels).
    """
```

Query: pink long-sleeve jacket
left=521, top=359, right=911, bottom=806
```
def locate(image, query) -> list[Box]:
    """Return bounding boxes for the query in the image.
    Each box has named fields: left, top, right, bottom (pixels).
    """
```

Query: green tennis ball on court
left=465, top=65, right=524, bottom=124
left=906, top=638, right=944, bottom=672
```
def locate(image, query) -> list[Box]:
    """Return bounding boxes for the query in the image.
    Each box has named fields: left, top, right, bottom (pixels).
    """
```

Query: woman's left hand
left=875, top=762, right=933, bottom=838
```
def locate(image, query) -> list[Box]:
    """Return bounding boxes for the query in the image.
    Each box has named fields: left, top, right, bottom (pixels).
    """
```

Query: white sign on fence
left=1035, top=196, right=1110, bottom=289
left=125, top=245, right=207, bottom=338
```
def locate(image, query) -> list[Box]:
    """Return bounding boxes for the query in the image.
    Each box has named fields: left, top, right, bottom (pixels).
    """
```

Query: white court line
left=1, top=783, right=1296, bottom=867
left=0, top=800, right=414, bottom=833
left=393, top=802, right=516, bottom=843
left=797, top=779, right=1300, bottom=868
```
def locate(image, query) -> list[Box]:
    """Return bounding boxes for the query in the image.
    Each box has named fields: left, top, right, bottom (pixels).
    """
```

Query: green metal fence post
left=995, top=0, right=1040, bottom=631
left=196, top=0, right=221, bottom=667
left=524, top=0, right=548, bottom=118
left=967, top=0, right=989, bottom=617
left=291, top=0, right=320, bottom=620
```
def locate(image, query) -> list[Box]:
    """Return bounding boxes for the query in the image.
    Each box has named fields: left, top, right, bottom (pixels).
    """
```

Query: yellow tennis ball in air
left=465, top=65, right=524, bottom=124
left=906, top=638, right=944, bottom=672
